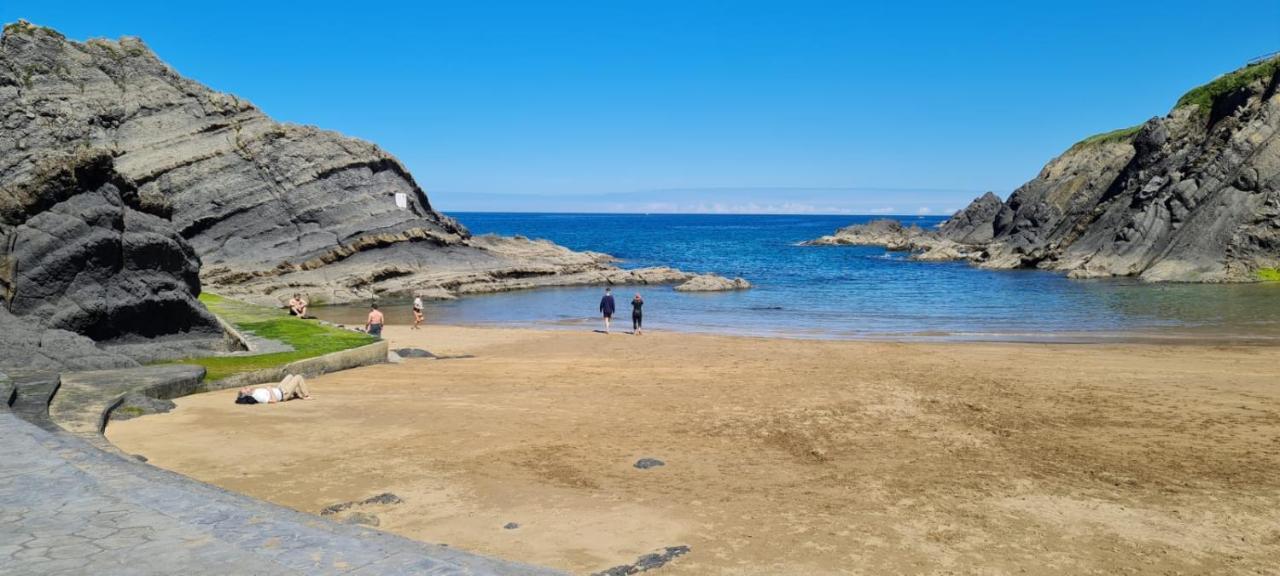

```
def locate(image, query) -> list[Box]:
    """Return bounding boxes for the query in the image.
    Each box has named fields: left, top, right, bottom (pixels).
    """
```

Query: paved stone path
left=0, top=410, right=565, bottom=575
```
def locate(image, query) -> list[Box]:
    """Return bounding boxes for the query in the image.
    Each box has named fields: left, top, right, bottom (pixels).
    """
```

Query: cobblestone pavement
left=0, top=411, right=565, bottom=576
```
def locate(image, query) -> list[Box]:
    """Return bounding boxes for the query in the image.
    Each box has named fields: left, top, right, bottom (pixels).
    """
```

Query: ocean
left=317, top=212, right=1280, bottom=342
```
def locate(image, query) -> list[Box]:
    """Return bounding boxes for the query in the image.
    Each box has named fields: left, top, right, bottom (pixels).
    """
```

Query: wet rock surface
left=591, top=546, right=690, bottom=575
left=320, top=492, right=404, bottom=516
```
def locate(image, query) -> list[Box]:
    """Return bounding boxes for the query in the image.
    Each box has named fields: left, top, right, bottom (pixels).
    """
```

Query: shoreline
left=108, top=324, right=1280, bottom=574
left=312, top=313, right=1280, bottom=348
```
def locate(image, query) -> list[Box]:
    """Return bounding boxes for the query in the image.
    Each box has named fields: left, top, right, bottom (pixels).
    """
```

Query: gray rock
left=0, top=23, right=719, bottom=314
left=591, top=545, right=690, bottom=575
left=110, top=393, right=176, bottom=421
left=0, top=151, right=225, bottom=377
left=503, top=522, right=520, bottom=530
left=801, top=219, right=925, bottom=249
left=633, top=458, right=665, bottom=470
left=803, top=57, right=1280, bottom=283
left=394, top=348, right=436, bottom=358
left=673, top=274, right=751, bottom=292
left=320, top=492, right=403, bottom=516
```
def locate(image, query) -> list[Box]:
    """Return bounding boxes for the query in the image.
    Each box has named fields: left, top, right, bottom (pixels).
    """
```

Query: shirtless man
left=365, top=303, right=385, bottom=338
left=288, top=294, right=308, bottom=317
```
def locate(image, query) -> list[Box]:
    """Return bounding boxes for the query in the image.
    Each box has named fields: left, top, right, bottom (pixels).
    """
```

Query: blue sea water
left=328, top=213, right=1280, bottom=341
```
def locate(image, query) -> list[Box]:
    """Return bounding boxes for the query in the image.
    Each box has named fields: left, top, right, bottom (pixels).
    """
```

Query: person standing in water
left=365, top=303, right=385, bottom=338
left=599, top=287, right=616, bottom=334
left=412, top=295, right=424, bottom=330
left=631, top=293, right=644, bottom=335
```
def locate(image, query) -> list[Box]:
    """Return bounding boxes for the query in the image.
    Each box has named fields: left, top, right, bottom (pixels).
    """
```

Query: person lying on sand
left=235, top=374, right=313, bottom=404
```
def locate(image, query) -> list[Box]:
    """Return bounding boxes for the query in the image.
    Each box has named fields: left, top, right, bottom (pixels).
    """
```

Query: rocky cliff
left=0, top=21, right=721, bottom=310
left=808, top=55, right=1280, bottom=282
left=0, top=149, right=226, bottom=377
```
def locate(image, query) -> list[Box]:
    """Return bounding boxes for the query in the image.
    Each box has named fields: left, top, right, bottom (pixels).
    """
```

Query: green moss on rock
left=165, top=293, right=376, bottom=381
left=1256, top=268, right=1280, bottom=282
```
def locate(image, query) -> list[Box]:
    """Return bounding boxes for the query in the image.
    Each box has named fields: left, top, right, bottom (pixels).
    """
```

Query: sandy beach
left=108, top=326, right=1280, bottom=574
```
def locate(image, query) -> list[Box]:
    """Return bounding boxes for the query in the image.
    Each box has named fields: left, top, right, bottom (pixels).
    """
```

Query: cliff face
left=0, top=150, right=225, bottom=377
left=0, top=22, right=696, bottom=308
left=811, top=56, right=1280, bottom=282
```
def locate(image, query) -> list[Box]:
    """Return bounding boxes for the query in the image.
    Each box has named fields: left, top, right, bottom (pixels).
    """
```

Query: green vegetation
left=1257, top=268, right=1280, bottom=282
left=114, top=406, right=145, bottom=418
left=1175, top=56, right=1279, bottom=116
left=1068, top=124, right=1143, bottom=152
left=3, top=20, right=65, bottom=40
left=169, top=293, right=375, bottom=382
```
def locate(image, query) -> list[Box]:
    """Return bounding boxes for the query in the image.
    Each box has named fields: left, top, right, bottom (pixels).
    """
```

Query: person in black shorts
left=599, top=287, right=616, bottom=333
left=631, top=293, right=644, bottom=335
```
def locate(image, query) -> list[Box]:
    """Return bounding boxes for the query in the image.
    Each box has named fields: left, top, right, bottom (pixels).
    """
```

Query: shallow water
left=314, top=213, right=1280, bottom=342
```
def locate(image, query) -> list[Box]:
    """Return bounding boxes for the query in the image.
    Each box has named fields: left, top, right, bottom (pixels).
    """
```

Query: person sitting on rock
left=288, top=294, right=308, bottom=317
left=234, top=374, right=312, bottom=404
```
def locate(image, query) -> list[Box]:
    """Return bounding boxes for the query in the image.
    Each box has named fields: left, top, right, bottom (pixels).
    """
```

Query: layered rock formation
left=0, top=150, right=225, bottom=377
left=0, top=21, right=732, bottom=311
left=807, top=56, right=1280, bottom=282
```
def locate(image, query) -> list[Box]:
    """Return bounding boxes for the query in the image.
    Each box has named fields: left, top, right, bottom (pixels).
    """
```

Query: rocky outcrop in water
left=806, top=56, right=1280, bottom=282
left=0, top=21, right=729, bottom=310
left=673, top=274, right=752, bottom=292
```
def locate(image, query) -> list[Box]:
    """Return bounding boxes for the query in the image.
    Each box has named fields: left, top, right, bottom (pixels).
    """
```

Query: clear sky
left=4, top=1, right=1277, bottom=214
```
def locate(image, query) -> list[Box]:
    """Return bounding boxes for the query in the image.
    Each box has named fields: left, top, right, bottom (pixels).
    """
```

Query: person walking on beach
left=365, top=303, right=385, bottom=338
left=599, top=288, right=616, bottom=334
left=631, top=293, right=644, bottom=335
left=412, top=295, right=424, bottom=330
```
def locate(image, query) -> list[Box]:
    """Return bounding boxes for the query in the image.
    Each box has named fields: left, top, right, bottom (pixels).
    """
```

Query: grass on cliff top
left=171, top=293, right=375, bottom=382
left=1257, top=268, right=1280, bottom=282
left=3, top=20, right=65, bottom=39
left=1068, top=124, right=1144, bottom=152
left=1175, top=55, right=1280, bottom=116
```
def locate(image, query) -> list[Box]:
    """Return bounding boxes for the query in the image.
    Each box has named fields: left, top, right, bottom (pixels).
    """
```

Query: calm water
left=316, top=213, right=1280, bottom=342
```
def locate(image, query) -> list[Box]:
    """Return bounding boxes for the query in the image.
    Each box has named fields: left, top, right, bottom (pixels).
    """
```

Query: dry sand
left=108, top=326, right=1280, bottom=575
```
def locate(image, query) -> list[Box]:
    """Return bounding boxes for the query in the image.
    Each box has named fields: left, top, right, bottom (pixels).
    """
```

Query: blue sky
left=4, top=1, right=1277, bottom=214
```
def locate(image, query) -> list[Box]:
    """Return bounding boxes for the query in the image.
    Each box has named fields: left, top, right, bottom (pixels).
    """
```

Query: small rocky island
left=806, top=55, right=1280, bottom=283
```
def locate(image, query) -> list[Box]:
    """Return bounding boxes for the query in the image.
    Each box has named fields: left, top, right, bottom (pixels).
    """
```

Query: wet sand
left=108, top=325, right=1280, bottom=574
